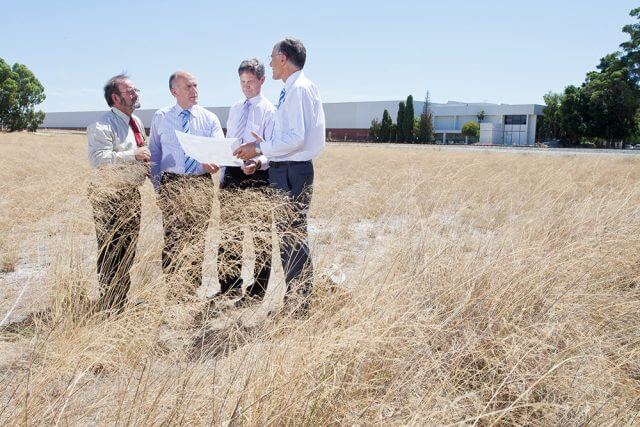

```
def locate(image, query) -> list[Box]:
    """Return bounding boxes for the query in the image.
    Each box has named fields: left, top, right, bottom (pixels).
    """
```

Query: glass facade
left=503, top=115, right=527, bottom=145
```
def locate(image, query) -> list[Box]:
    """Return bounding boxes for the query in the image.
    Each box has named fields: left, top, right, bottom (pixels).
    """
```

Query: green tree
left=461, top=121, right=480, bottom=143
left=379, top=109, right=392, bottom=142
left=476, top=110, right=485, bottom=123
left=582, top=54, right=639, bottom=146
left=403, top=95, right=415, bottom=143
left=417, top=91, right=434, bottom=144
left=542, top=92, right=563, bottom=140
left=413, top=117, right=420, bottom=142
left=368, top=118, right=381, bottom=142
left=559, top=85, right=587, bottom=145
left=396, top=102, right=405, bottom=142
left=390, top=123, right=397, bottom=142
left=620, top=7, right=640, bottom=82
left=0, top=59, right=46, bottom=132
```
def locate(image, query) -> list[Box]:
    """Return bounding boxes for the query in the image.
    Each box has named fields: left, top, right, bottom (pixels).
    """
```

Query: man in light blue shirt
left=149, top=71, right=222, bottom=298
left=234, top=38, right=326, bottom=316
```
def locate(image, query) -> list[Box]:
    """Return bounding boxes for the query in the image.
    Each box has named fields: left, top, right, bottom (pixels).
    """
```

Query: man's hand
left=233, top=131, right=264, bottom=161
left=203, top=163, right=220, bottom=174
left=135, top=146, right=151, bottom=161
left=241, top=160, right=259, bottom=175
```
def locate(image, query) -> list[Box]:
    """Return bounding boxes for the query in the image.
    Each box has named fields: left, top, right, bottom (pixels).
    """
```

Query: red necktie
left=129, top=117, right=144, bottom=147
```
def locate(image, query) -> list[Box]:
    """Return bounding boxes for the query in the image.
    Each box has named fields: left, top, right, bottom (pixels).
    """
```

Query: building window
left=504, top=115, right=527, bottom=125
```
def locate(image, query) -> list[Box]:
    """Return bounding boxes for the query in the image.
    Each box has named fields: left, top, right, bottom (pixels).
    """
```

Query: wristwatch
left=255, top=143, right=262, bottom=155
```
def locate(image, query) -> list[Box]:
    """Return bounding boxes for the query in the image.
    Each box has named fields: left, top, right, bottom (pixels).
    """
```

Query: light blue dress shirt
left=149, top=104, right=224, bottom=189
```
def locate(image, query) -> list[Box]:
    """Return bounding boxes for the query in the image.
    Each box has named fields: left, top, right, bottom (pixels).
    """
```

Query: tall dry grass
left=1, top=132, right=639, bottom=425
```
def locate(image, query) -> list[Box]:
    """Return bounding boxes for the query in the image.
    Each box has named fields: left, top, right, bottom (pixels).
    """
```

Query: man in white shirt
left=234, top=38, right=326, bottom=315
left=87, top=74, right=150, bottom=313
left=149, top=71, right=222, bottom=298
left=216, top=58, right=276, bottom=308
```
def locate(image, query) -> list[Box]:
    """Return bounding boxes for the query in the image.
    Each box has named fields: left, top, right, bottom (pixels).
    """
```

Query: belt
left=269, top=160, right=312, bottom=168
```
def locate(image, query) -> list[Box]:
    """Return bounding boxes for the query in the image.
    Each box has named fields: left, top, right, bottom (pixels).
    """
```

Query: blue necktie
left=277, top=88, right=286, bottom=109
left=180, top=110, right=197, bottom=175
left=235, top=99, right=250, bottom=143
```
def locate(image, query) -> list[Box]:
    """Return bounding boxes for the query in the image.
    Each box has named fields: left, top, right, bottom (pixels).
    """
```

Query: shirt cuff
left=118, top=149, right=136, bottom=163
left=259, top=140, right=273, bottom=158
left=255, top=154, right=269, bottom=170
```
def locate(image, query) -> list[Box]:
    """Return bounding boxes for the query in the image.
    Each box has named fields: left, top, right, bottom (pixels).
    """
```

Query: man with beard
left=150, top=71, right=223, bottom=299
left=234, top=38, right=326, bottom=316
left=87, top=74, right=150, bottom=313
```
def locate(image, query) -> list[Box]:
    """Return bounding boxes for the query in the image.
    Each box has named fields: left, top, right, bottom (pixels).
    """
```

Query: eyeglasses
left=120, top=88, right=141, bottom=96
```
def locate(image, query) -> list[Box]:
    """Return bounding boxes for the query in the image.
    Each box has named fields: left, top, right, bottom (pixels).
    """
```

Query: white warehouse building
left=41, top=100, right=545, bottom=145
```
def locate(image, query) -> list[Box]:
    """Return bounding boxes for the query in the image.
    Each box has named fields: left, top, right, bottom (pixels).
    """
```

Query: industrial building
left=41, top=100, right=545, bottom=145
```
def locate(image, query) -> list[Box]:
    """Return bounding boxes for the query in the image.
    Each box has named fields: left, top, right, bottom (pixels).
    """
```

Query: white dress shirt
left=223, top=92, right=275, bottom=179
left=259, top=70, right=326, bottom=161
left=149, top=103, right=224, bottom=188
left=87, top=107, right=147, bottom=186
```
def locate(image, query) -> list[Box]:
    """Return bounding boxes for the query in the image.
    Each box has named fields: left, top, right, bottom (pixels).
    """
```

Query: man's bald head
left=169, top=71, right=194, bottom=90
left=169, top=71, right=199, bottom=109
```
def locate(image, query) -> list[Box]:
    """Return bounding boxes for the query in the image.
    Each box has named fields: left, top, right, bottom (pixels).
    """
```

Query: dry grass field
left=1, top=131, right=640, bottom=425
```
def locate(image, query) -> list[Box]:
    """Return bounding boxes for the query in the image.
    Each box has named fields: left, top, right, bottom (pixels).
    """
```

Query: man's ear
left=111, top=93, right=121, bottom=106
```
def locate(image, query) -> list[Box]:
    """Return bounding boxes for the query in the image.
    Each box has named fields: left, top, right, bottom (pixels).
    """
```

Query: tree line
left=542, top=7, right=640, bottom=148
left=369, top=92, right=482, bottom=144
left=369, top=93, right=435, bottom=143
left=0, top=58, right=46, bottom=132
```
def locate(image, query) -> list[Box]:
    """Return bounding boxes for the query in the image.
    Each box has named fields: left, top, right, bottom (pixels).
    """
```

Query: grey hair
left=169, top=72, right=179, bottom=90
left=237, top=58, right=265, bottom=79
left=274, top=37, right=306, bottom=69
left=104, top=73, right=129, bottom=107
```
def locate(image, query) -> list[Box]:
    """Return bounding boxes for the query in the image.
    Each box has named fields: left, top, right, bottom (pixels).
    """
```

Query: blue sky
left=1, top=0, right=638, bottom=112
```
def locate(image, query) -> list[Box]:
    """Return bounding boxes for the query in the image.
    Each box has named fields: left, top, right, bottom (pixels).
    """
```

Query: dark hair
left=274, top=37, right=306, bottom=69
left=104, top=73, right=128, bottom=107
left=238, top=58, right=265, bottom=79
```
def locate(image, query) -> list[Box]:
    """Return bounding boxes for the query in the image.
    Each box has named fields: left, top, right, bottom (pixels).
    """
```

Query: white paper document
left=175, top=130, right=244, bottom=167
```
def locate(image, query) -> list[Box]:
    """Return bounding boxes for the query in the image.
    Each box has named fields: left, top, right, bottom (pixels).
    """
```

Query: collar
left=175, top=104, right=196, bottom=116
left=245, top=93, right=265, bottom=106
left=284, top=70, right=303, bottom=93
left=111, top=107, right=131, bottom=123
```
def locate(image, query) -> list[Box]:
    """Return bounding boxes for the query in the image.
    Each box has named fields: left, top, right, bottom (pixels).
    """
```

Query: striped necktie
left=235, top=99, right=250, bottom=142
left=180, top=110, right=197, bottom=175
left=277, top=88, right=286, bottom=109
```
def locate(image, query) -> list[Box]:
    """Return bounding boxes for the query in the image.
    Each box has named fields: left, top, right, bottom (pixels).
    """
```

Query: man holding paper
left=149, top=71, right=223, bottom=297
left=234, top=38, right=326, bottom=316
left=215, top=58, right=276, bottom=308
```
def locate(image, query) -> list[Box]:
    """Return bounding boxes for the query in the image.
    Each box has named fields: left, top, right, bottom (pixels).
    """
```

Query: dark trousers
left=89, top=185, right=141, bottom=312
left=268, top=161, right=314, bottom=297
left=158, top=172, right=214, bottom=297
left=218, top=167, right=272, bottom=299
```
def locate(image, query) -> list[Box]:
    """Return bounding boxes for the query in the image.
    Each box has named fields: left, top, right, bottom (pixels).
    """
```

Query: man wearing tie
left=234, top=38, right=326, bottom=315
left=149, top=71, right=222, bottom=298
left=87, top=74, right=150, bottom=313
left=216, top=58, right=276, bottom=308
